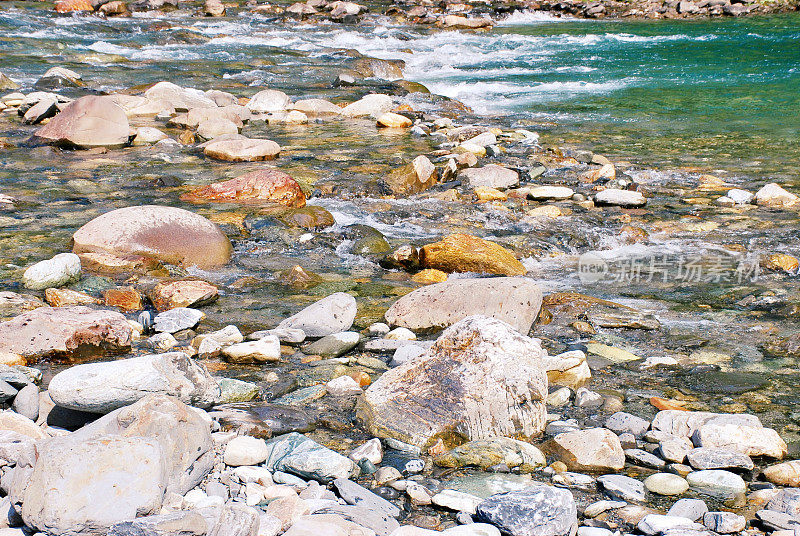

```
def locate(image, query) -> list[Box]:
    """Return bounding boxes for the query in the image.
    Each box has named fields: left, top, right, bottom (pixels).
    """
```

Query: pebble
left=644, top=473, right=689, bottom=496
left=685, top=470, right=746, bottom=498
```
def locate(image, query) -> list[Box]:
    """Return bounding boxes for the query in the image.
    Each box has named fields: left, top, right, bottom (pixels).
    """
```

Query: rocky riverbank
left=2, top=5, right=800, bottom=536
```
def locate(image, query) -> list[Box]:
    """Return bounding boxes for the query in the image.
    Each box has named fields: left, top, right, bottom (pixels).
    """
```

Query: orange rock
left=419, top=233, right=526, bottom=276
left=650, top=397, right=688, bottom=411
left=349, top=370, right=371, bottom=388
left=411, top=268, right=448, bottom=285
left=181, top=169, right=306, bottom=208
left=104, top=286, right=143, bottom=312
left=98, top=0, right=130, bottom=15
left=44, top=288, right=100, bottom=307
left=278, top=265, right=322, bottom=289
left=427, top=438, right=447, bottom=457
left=148, top=279, right=218, bottom=312
left=761, top=253, right=799, bottom=273
left=179, top=130, right=195, bottom=145
left=0, top=352, right=25, bottom=366
left=474, top=186, right=507, bottom=202
left=55, top=0, right=93, bottom=12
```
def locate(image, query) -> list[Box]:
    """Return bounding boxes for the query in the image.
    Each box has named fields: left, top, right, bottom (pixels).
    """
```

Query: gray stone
left=594, top=189, right=646, bottom=208
left=605, top=412, right=650, bottom=438
left=263, top=432, right=354, bottom=482
left=643, top=473, right=688, bottom=496
left=10, top=384, right=38, bottom=421
left=686, top=448, right=754, bottom=471
left=108, top=511, right=208, bottom=536
left=277, top=294, right=357, bottom=338
left=208, top=504, right=259, bottom=536
left=302, top=332, right=359, bottom=358
left=755, top=509, right=800, bottom=531
left=546, top=428, right=624, bottom=473
left=22, top=253, right=81, bottom=290
left=154, top=308, right=205, bottom=333
left=626, top=449, right=666, bottom=470
left=597, top=475, right=646, bottom=502
left=767, top=489, right=800, bottom=516
left=657, top=437, right=693, bottom=464
left=651, top=410, right=761, bottom=438
left=638, top=514, right=703, bottom=536
left=333, top=479, right=401, bottom=518
left=314, top=504, right=399, bottom=536
left=33, top=96, right=130, bottom=149
left=48, top=352, right=220, bottom=413
left=384, top=277, right=542, bottom=334
left=702, top=512, right=745, bottom=534
left=667, top=498, right=708, bottom=522
left=475, top=485, right=577, bottom=536
left=0, top=381, right=17, bottom=403
left=357, top=316, right=547, bottom=447
left=459, top=165, right=519, bottom=190
left=685, top=470, right=746, bottom=498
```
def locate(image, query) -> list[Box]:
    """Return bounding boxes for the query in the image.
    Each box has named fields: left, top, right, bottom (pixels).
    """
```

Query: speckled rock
left=476, top=485, right=577, bottom=536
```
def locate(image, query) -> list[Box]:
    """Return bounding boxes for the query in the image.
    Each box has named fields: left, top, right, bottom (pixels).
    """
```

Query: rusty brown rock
left=44, top=288, right=101, bottom=307
left=419, top=234, right=526, bottom=276
left=148, top=280, right=219, bottom=312
left=104, top=286, right=143, bottom=312
left=0, top=306, right=131, bottom=361
left=181, top=169, right=305, bottom=208
left=54, top=0, right=93, bottom=12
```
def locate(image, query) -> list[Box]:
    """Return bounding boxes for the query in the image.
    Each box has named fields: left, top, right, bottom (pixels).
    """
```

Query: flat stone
left=384, top=277, right=542, bottom=334
left=703, top=512, right=745, bottom=534
left=48, top=352, right=220, bottom=413
left=546, top=428, right=624, bottom=473
left=651, top=410, right=761, bottom=438
left=357, top=316, right=547, bottom=447
left=340, top=94, right=393, bottom=118
left=764, top=460, right=800, bottom=487
left=225, top=435, right=270, bottom=466
left=638, top=514, right=703, bottom=536
left=667, top=498, right=708, bottom=521
left=459, top=165, right=519, bottom=190
left=181, top=169, right=305, bottom=209
left=434, top=438, right=546, bottom=472
left=524, top=186, right=574, bottom=201
left=692, top=422, right=787, bottom=458
left=686, top=447, right=754, bottom=471
left=33, top=95, right=130, bottom=149
left=605, top=412, right=650, bottom=438
left=431, top=489, right=483, bottom=514
left=148, top=280, right=219, bottom=312
left=204, top=138, right=280, bottom=162
left=303, top=332, right=360, bottom=358
left=767, top=489, right=800, bottom=516
left=349, top=438, right=383, bottom=464
left=263, top=432, right=354, bottom=482
left=277, top=293, right=357, bottom=338
left=144, top=82, right=216, bottom=111
left=755, top=183, right=800, bottom=208
left=644, top=473, right=688, bottom=496
left=597, top=474, right=647, bottom=502
left=108, top=511, right=208, bottom=536
left=475, top=485, right=577, bottom=536
left=333, top=478, right=400, bottom=518
left=154, top=308, right=205, bottom=333
left=594, top=189, right=646, bottom=207
left=223, top=336, right=281, bottom=363
left=626, top=449, right=666, bottom=470
left=419, top=234, right=525, bottom=276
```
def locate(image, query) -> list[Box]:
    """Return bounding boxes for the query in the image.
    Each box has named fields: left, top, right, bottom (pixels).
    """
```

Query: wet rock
left=686, top=447, right=754, bottom=471
left=545, top=428, right=624, bottom=473
left=419, top=234, right=525, bottom=276
left=263, top=432, right=354, bottom=482
left=48, top=351, right=220, bottom=413
left=685, top=470, right=746, bottom=498
left=217, top=378, right=259, bottom=403
left=148, top=280, right=219, bottom=312
left=182, top=169, right=306, bottom=208
left=377, top=112, right=412, bottom=128
left=246, top=89, right=290, bottom=113
left=104, top=286, right=143, bottom=312
left=692, top=422, right=787, bottom=458
left=277, top=293, right=357, bottom=338
left=435, top=438, right=546, bottom=472
left=644, top=473, right=689, bottom=496
left=594, top=189, right=646, bottom=207
left=754, top=183, right=799, bottom=207
left=73, top=205, right=232, bottom=269
left=475, top=485, right=577, bottom=536
left=341, top=94, right=393, bottom=118
left=459, top=165, right=519, bottom=190
left=761, top=253, right=799, bottom=273
left=213, top=403, right=316, bottom=438
left=108, top=512, right=208, bottom=536
left=385, top=277, right=542, bottom=335
left=22, top=253, right=81, bottom=290
left=595, top=474, right=645, bottom=503
left=303, top=332, right=359, bottom=358
left=357, top=316, right=548, bottom=447
left=763, top=460, right=800, bottom=488
left=204, top=137, right=281, bottom=162
left=154, top=307, right=205, bottom=333
left=0, top=306, right=131, bottom=362
left=333, top=478, right=400, bottom=519
left=276, top=206, right=335, bottom=230
left=667, top=498, right=708, bottom=521
left=381, top=155, right=437, bottom=196
left=225, top=435, right=270, bottom=466
left=33, top=96, right=130, bottom=149
left=144, top=82, right=216, bottom=112
left=222, top=336, right=281, bottom=363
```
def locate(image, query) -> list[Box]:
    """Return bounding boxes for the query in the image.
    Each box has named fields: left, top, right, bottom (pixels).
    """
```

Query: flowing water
left=2, top=4, right=800, bottom=452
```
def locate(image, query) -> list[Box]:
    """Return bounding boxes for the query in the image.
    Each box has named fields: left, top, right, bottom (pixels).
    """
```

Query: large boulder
left=10, top=395, right=213, bottom=536
left=33, top=96, right=130, bottom=149
left=384, top=277, right=541, bottom=334
left=12, top=434, right=167, bottom=536
left=48, top=352, right=220, bottom=413
left=72, top=205, right=232, bottom=269
left=181, top=169, right=306, bottom=208
left=357, top=315, right=548, bottom=447
left=419, top=234, right=526, bottom=276
left=0, top=306, right=131, bottom=362
left=476, top=485, right=577, bottom=536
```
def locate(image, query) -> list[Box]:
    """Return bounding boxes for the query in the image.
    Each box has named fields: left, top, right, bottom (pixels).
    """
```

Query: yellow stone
left=411, top=269, right=448, bottom=285
left=419, top=234, right=526, bottom=276
left=474, top=186, right=507, bottom=202
left=526, top=205, right=562, bottom=218
left=761, top=253, right=799, bottom=273
left=376, top=112, right=412, bottom=128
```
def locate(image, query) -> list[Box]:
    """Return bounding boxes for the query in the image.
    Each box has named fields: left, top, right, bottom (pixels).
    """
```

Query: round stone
left=686, top=470, right=746, bottom=498
left=645, top=473, right=689, bottom=496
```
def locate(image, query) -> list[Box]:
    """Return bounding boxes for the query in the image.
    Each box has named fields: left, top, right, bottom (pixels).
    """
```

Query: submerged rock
left=33, top=95, right=130, bottom=149
left=72, top=205, right=232, bottom=269
left=181, top=169, right=306, bottom=208
left=357, top=315, right=548, bottom=447
left=435, top=438, right=546, bottom=472
left=419, top=234, right=526, bottom=276
left=48, top=351, right=220, bottom=413
left=213, top=402, right=316, bottom=438
left=0, top=306, right=131, bottom=362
